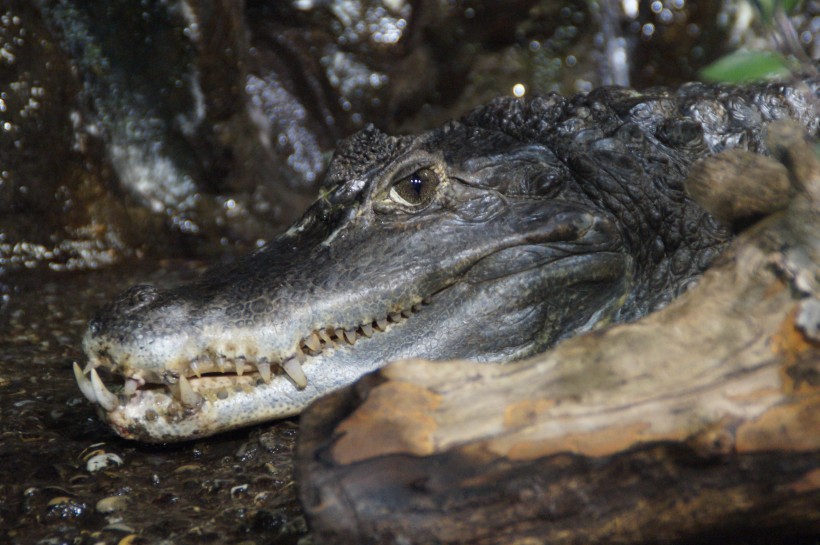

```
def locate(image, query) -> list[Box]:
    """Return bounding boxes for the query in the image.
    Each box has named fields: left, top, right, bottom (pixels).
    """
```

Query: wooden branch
left=296, top=122, right=820, bottom=545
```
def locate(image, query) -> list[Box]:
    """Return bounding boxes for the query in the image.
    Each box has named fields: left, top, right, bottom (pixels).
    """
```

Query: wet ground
left=0, top=262, right=308, bottom=545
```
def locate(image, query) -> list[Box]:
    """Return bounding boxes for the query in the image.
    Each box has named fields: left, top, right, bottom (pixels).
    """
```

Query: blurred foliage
left=754, top=0, right=804, bottom=22
left=700, top=50, right=792, bottom=82
left=699, top=0, right=808, bottom=83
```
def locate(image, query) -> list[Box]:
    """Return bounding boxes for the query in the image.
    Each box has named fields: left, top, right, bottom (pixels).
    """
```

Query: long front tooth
left=296, top=344, right=307, bottom=363
left=257, top=362, right=272, bottom=384
left=283, top=358, right=307, bottom=389
left=178, top=375, right=202, bottom=407
left=235, top=358, right=246, bottom=376
left=90, top=369, right=118, bottom=411
left=73, top=362, right=97, bottom=404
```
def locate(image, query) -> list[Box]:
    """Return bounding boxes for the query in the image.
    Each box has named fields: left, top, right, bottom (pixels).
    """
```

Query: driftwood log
left=296, top=122, right=820, bottom=545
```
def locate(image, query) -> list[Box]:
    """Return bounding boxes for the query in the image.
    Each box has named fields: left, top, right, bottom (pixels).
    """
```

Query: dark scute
left=655, top=118, right=707, bottom=152
left=323, top=124, right=399, bottom=190
left=684, top=98, right=730, bottom=135
left=724, top=95, right=761, bottom=128
left=460, top=94, right=567, bottom=143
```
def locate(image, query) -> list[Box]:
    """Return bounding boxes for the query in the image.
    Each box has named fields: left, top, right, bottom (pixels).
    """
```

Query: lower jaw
left=101, top=378, right=319, bottom=442
left=98, top=336, right=400, bottom=442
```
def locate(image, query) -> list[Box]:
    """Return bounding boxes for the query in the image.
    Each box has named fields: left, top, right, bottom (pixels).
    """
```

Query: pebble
left=97, top=495, right=130, bottom=513
left=86, top=452, right=124, bottom=472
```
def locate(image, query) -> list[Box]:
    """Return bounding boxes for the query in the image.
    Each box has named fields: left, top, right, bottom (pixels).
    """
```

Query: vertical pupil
left=390, top=168, right=438, bottom=206
left=410, top=174, right=423, bottom=195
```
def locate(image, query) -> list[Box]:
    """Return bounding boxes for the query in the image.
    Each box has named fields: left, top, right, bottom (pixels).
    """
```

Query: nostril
left=87, top=317, right=102, bottom=336
left=118, top=284, right=161, bottom=311
left=86, top=285, right=162, bottom=339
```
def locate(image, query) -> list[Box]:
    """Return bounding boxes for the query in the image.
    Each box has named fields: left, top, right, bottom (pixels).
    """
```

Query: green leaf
left=754, top=0, right=804, bottom=22
left=782, top=0, right=804, bottom=12
left=699, top=50, right=792, bottom=83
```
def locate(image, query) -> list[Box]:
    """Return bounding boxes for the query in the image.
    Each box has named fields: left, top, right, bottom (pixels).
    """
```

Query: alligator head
left=79, top=84, right=799, bottom=442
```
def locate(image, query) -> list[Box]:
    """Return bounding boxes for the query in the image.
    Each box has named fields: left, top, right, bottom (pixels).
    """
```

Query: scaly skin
left=77, top=80, right=818, bottom=442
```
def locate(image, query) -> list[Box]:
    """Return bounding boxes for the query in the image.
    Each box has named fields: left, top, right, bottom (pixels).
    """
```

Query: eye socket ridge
left=388, top=167, right=441, bottom=207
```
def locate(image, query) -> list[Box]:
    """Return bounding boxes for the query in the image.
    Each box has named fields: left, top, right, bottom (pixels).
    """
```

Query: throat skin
left=77, top=78, right=818, bottom=442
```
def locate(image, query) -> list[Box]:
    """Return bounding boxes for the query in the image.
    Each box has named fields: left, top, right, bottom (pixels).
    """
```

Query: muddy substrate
left=0, top=262, right=307, bottom=545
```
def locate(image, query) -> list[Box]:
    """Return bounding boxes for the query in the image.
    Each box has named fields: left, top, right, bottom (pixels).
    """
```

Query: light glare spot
left=622, top=0, right=639, bottom=18
left=512, top=83, right=526, bottom=98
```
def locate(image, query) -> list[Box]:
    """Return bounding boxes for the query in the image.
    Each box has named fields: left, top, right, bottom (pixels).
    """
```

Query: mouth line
left=75, top=296, right=432, bottom=412
left=75, top=237, right=613, bottom=416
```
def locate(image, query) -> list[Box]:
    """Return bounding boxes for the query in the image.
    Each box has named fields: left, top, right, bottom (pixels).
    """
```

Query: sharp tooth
left=305, top=332, right=321, bottom=352
left=123, top=378, right=139, bottom=396
left=190, top=360, right=202, bottom=378
left=296, top=344, right=307, bottom=363
left=257, top=362, right=272, bottom=384
left=283, top=359, right=307, bottom=389
left=401, top=309, right=412, bottom=318
left=389, top=312, right=401, bottom=323
left=73, top=362, right=97, bottom=404
left=334, top=328, right=345, bottom=341
left=235, top=358, right=246, bottom=376
left=83, top=360, right=99, bottom=374
left=361, top=323, right=373, bottom=337
left=90, top=369, right=118, bottom=411
left=376, top=318, right=388, bottom=331
left=178, top=374, right=202, bottom=407
left=217, top=356, right=227, bottom=372
left=412, top=303, right=423, bottom=312
left=422, top=296, right=432, bottom=305
left=344, top=329, right=356, bottom=344
left=318, top=329, right=332, bottom=344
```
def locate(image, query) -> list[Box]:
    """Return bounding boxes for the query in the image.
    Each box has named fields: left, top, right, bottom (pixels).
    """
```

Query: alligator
left=76, top=79, right=819, bottom=442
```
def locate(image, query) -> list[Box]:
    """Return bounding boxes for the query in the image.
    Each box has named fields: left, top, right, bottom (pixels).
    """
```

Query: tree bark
left=296, top=122, right=820, bottom=545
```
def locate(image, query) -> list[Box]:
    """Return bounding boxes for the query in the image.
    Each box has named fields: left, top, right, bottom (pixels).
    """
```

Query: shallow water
left=0, top=262, right=307, bottom=544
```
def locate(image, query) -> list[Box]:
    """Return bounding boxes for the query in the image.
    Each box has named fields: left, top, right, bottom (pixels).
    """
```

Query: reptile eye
left=388, top=168, right=440, bottom=207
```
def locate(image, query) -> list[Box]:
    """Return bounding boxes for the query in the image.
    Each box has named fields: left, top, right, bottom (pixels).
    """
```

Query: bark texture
left=296, top=121, right=820, bottom=545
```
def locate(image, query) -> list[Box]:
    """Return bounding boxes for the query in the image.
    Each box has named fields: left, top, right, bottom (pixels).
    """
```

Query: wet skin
left=78, top=81, right=818, bottom=442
